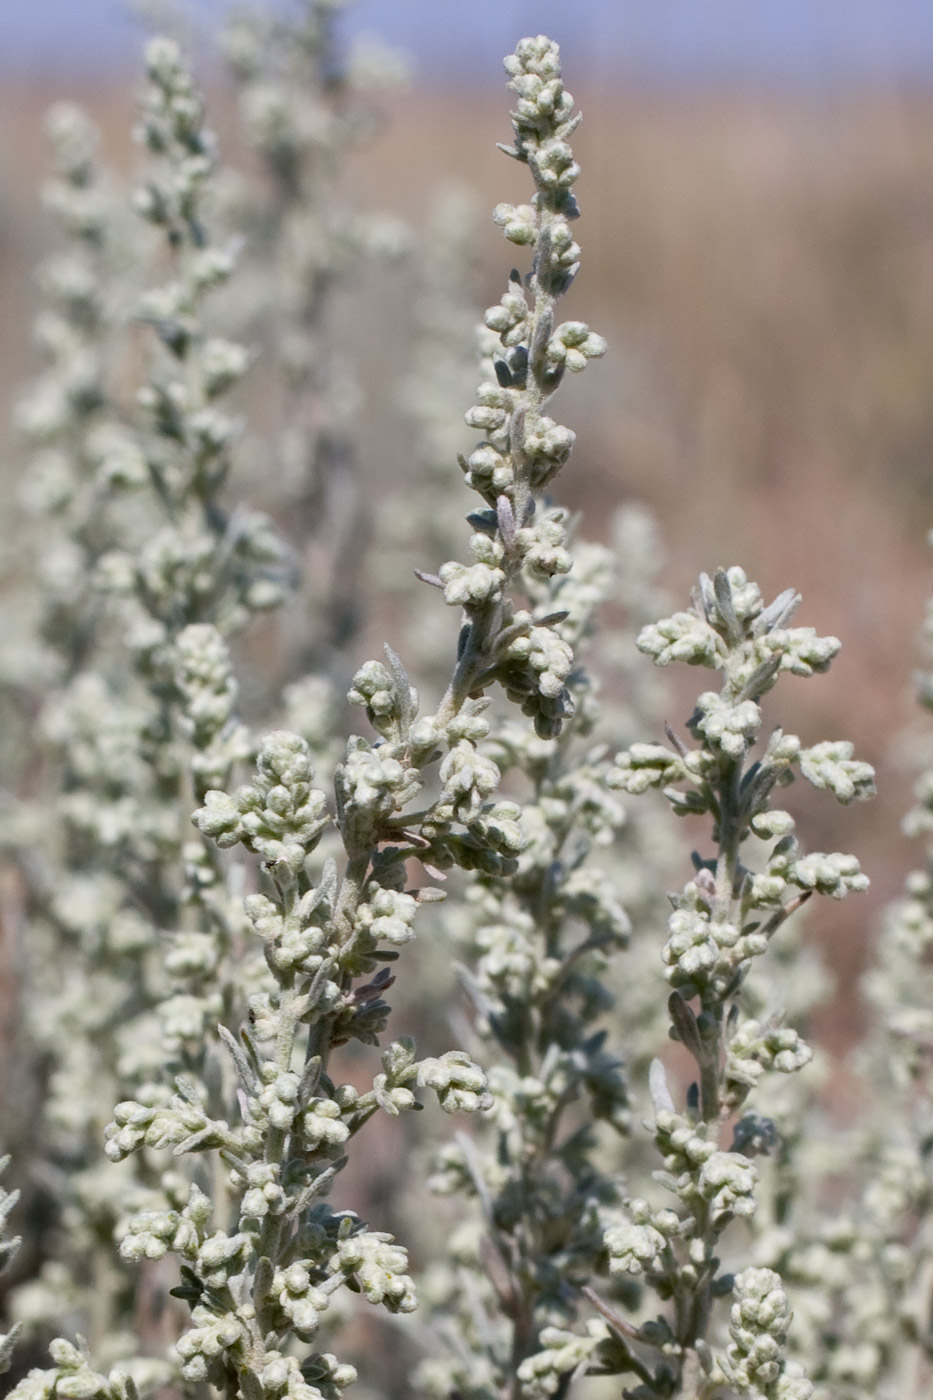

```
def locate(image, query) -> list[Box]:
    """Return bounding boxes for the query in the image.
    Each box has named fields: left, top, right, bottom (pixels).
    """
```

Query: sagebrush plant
left=5, top=39, right=292, bottom=1369
left=2, top=21, right=933, bottom=1400
left=0, top=97, right=130, bottom=1171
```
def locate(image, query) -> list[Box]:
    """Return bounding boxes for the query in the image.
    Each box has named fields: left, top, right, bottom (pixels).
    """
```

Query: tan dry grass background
left=3, top=74, right=933, bottom=1050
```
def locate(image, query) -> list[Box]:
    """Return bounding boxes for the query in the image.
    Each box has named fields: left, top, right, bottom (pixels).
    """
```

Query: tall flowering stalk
left=0, top=97, right=140, bottom=1353
left=0, top=101, right=131, bottom=1211
left=578, top=568, right=874, bottom=1399
left=7, top=38, right=287, bottom=1363
left=405, top=43, right=628, bottom=1388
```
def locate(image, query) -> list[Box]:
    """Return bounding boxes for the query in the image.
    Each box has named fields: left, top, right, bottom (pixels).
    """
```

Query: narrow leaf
left=668, top=991, right=705, bottom=1062
left=713, top=568, right=742, bottom=644
left=217, top=1024, right=257, bottom=1094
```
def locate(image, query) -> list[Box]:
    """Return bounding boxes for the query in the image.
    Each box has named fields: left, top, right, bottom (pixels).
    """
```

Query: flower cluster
left=7, top=22, right=928, bottom=1400
left=721, top=1269, right=814, bottom=1399
left=425, top=35, right=606, bottom=741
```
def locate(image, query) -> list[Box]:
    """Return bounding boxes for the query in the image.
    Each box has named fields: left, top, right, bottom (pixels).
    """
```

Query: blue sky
left=3, top=0, right=933, bottom=82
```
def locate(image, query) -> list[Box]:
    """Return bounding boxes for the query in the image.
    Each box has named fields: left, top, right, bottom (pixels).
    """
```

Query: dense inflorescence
left=514, top=567, right=875, bottom=1400
left=5, top=19, right=933, bottom=1400
left=6, top=35, right=289, bottom=1366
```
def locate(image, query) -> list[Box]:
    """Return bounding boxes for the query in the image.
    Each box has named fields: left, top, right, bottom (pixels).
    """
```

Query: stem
left=700, top=756, right=744, bottom=1126
left=698, top=1055, right=721, bottom=1127
left=580, top=1289, right=658, bottom=1389
left=674, top=750, right=746, bottom=1390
